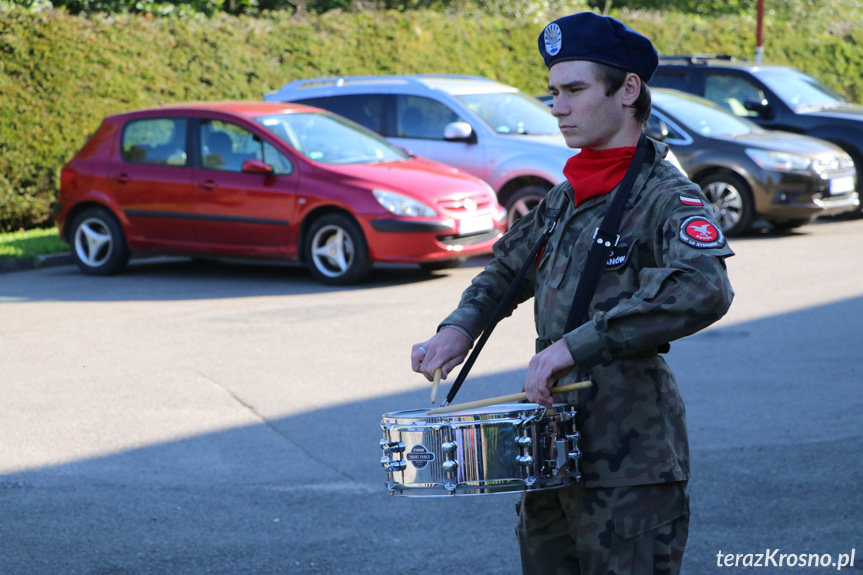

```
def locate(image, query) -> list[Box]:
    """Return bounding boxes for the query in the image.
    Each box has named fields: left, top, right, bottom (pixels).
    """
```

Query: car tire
left=304, top=213, right=371, bottom=285
left=419, top=257, right=466, bottom=271
left=504, top=184, right=549, bottom=229
left=69, top=206, right=130, bottom=275
left=697, top=172, right=754, bottom=237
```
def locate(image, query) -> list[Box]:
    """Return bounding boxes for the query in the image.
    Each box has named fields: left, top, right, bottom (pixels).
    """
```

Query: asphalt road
left=1, top=217, right=862, bottom=574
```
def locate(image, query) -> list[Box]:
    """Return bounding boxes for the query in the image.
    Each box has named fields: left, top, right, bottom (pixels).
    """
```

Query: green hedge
left=2, top=6, right=863, bottom=231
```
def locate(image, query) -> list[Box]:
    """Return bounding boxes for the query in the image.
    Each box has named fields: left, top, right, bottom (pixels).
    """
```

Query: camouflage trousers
left=515, top=481, right=689, bottom=575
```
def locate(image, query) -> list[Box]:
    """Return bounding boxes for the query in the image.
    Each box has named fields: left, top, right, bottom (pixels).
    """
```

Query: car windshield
left=254, top=112, right=409, bottom=164
left=653, top=92, right=758, bottom=137
left=455, top=91, right=560, bottom=135
left=754, top=68, right=849, bottom=111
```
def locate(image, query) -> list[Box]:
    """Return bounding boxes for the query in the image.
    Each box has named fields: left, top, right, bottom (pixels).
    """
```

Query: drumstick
left=426, top=380, right=593, bottom=415
left=430, top=368, right=442, bottom=404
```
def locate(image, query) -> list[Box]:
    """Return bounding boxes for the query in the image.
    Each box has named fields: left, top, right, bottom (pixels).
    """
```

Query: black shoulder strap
left=563, top=134, right=654, bottom=333
left=441, top=135, right=653, bottom=406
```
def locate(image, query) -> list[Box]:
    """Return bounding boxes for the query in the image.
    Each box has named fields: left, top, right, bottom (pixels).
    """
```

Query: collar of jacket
left=564, top=137, right=668, bottom=213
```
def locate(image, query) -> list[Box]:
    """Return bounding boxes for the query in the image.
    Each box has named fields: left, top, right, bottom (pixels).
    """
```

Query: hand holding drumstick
left=411, top=326, right=473, bottom=382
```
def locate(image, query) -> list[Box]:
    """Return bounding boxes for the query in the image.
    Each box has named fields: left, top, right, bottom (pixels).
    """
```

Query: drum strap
left=442, top=206, right=562, bottom=406
left=442, top=134, right=653, bottom=407
left=563, top=133, right=653, bottom=333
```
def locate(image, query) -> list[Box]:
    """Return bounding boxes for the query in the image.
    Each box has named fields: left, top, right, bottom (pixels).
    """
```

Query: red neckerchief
left=563, top=146, right=636, bottom=207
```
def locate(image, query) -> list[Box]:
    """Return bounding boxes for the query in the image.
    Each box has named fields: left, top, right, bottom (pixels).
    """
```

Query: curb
left=0, top=253, right=74, bottom=275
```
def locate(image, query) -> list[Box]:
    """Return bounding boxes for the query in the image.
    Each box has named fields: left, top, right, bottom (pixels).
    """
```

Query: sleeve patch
left=679, top=216, right=726, bottom=248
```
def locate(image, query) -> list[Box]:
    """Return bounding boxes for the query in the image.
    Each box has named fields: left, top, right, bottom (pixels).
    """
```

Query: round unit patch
left=544, top=23, right=562, bottom=56
left=679, top=216, right=726, bottom=249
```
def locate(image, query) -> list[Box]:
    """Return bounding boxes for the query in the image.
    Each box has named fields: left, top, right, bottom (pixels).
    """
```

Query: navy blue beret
left=538, top=12, right=659, bottom=82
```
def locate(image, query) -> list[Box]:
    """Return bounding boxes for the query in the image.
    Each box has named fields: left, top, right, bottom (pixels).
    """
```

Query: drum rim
left=382, top=402, right=573, bottom=419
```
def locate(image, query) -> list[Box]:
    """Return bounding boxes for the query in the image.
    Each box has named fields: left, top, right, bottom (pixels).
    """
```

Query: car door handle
left=116, top=173, right=130, bottom=184
left=200, top=180, right=217, bottom=190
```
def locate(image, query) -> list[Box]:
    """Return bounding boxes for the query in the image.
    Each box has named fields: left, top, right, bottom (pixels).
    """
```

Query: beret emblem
left=544, top=23, right=562, bottom=56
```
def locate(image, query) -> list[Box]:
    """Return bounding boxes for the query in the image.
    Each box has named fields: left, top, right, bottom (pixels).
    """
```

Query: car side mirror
left=443, top=121, right=476, bottom=143
left=242, top=158, right=274, bottom=174
left=743, top=99, right=773, bottom=119
left=646, top=115, right=668, bottom=142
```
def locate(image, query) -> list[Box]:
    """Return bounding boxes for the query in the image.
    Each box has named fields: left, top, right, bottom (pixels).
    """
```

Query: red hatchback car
left=54, top=102, right=506, bottom=284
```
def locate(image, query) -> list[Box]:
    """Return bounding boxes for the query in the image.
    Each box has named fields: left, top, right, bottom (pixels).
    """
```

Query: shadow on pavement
left=2, top=297, right=862, bottom=574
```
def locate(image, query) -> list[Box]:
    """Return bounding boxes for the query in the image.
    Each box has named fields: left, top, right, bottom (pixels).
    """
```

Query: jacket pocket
left=536, top=241, right=569, bottom=290
left=612, top=482, right=689, bottom=539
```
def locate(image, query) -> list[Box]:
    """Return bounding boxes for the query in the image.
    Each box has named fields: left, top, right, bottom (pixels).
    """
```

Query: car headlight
left=373, top=190, right=438, bottom=217
left=812, top=152, right=854, bottom=173
left=745, top=149, right=812, bottom=172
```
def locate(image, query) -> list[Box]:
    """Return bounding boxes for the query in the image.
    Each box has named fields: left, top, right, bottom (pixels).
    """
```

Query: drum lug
left=381, top=457, right=406, bottom=473
left=517, top=434, right=537, bottom=479
left=566, top=432, right=582, bottom=461
left=443, top=428, right=459, bottom=491
left=380, top=439, right=406, bottom=455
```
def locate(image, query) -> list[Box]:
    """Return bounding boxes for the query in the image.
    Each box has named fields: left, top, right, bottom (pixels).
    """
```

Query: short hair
left=591, top=62, right=652, bottom=126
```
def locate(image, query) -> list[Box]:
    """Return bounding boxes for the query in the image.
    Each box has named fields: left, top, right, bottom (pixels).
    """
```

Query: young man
left=411, top=12, right=734, bottom=574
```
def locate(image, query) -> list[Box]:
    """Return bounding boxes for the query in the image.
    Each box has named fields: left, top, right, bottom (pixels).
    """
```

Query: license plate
left=829, top=176, right=855, bottom=195
left=458, top=215, right=494, bottom=235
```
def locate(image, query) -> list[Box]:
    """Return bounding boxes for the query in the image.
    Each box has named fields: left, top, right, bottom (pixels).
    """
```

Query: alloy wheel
left=74, top=217, right=114, bottom=268
left=310, top=223, right=356, bottom=279
left=702, top=180, right=744, bottom=232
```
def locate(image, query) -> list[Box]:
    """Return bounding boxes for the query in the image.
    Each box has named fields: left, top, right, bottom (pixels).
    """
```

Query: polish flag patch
left=679, top=195, right=703, bottom=206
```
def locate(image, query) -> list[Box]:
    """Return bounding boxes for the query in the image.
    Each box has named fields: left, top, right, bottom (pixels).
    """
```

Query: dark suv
left=650, top=55, right=863, bottom=211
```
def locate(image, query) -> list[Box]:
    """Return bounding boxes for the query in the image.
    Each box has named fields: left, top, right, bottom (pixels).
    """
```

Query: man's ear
left=621, top=73, right=641, bottom=106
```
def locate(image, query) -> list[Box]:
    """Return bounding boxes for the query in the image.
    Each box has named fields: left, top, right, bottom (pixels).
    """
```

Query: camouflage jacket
left=441, top=139, right=734, bottom=488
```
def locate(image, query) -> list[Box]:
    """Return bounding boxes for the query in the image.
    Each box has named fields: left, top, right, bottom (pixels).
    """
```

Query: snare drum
left=379, top=403, right=582, bottom=497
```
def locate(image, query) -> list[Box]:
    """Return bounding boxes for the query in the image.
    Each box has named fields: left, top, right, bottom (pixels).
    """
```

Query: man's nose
left=550, top=97, right=567, bottom=117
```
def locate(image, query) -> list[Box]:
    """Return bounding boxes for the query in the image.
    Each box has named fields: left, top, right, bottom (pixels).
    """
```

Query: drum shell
left=380, top=403, right=581, bottom=497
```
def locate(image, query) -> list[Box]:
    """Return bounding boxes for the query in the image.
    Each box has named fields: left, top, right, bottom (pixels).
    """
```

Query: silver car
left=265, top=74, right=575, bottom=227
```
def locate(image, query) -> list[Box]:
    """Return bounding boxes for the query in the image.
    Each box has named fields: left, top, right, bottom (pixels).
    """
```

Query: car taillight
left=60, top=168, right=75, bottom=190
